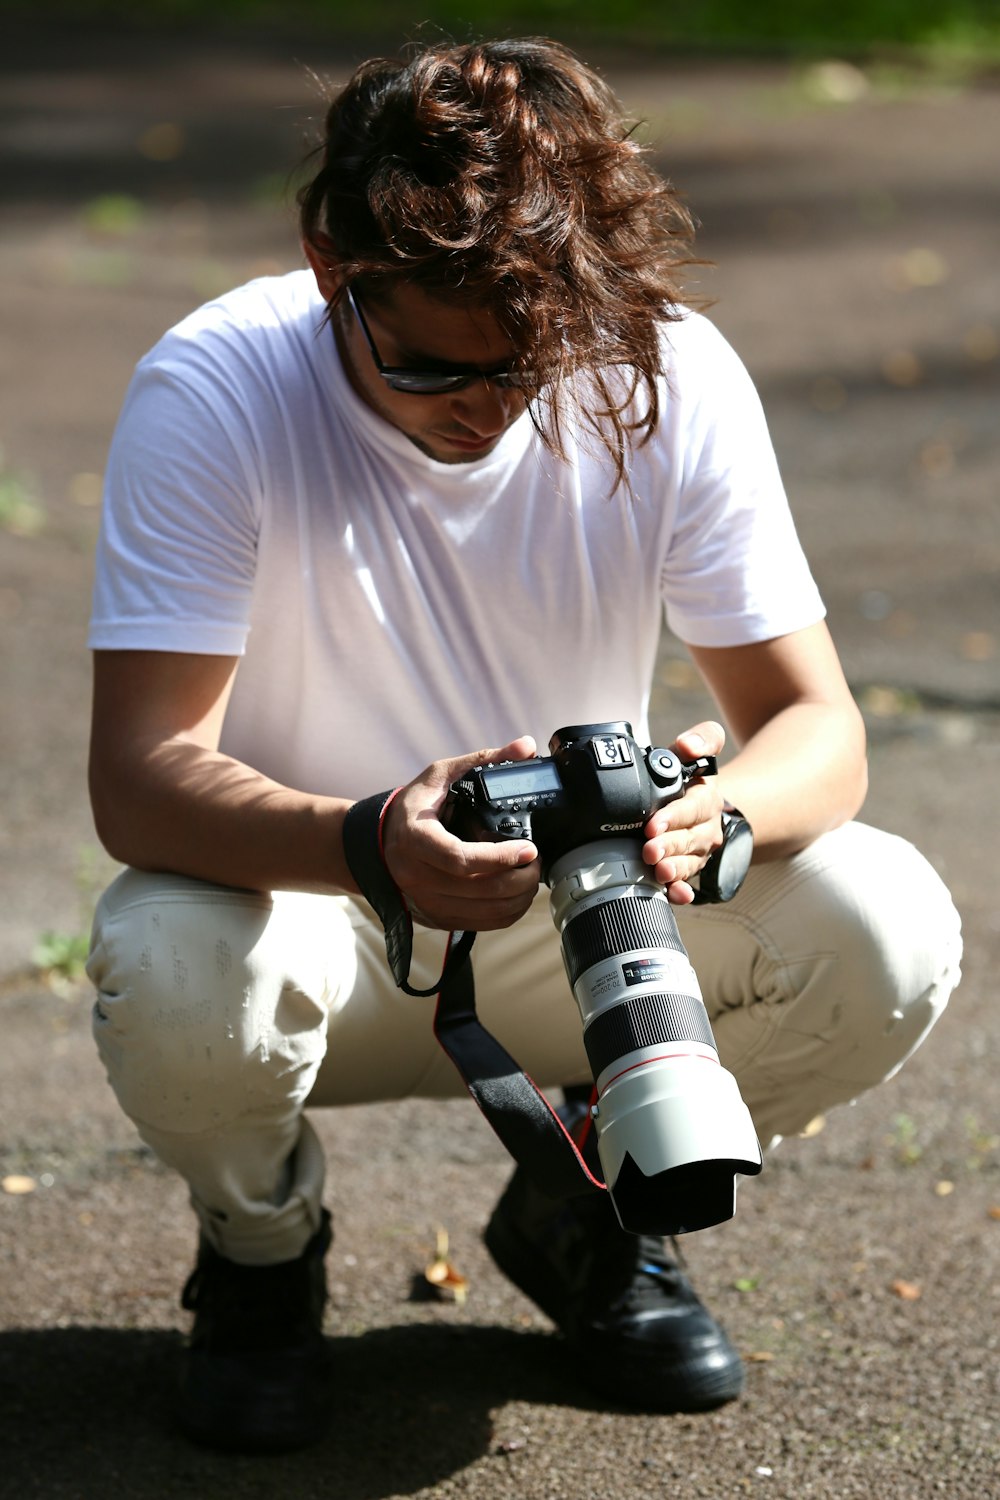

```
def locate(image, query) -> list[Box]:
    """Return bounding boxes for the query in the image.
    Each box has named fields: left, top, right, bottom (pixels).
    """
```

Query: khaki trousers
left=87, top=822, right=962, bottom=1264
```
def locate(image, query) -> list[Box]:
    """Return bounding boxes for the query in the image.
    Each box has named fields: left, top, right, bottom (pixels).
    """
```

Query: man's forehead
left=365, top=282, right=515, bottom=364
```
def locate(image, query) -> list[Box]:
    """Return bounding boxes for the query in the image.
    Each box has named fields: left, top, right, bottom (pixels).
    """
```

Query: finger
left=641, top=838, right=709, bottom=889
left=494, top=734, right=538, bottom=763
left=395, top=795, right=538, bottom=877
left=645, top=780, right=722, bottom=840
left=665, top=879, right=696, bottom=907
left=408, top=893, right=537, bottom=927
left=672, top=719, right=726, bottom=760
left=390, top=736, right=539, bottom=876
left=642, top=845, right=683, bottom=883
left=415, top=734, right=540, bottom=871
left=427, top=734, right=538, bottom=793
left=413, top=853, right=542, bottom=901
left=427, top=829, right=539, bottom=877
left=642, top=835, right=668, bottom=870
left=642, top=723, right=725, bottom=843
left=646, top=856, right=699, bottom=898
left=638, top=833, right=701, bottom=901
left=406, top=882, right=540, bottom=932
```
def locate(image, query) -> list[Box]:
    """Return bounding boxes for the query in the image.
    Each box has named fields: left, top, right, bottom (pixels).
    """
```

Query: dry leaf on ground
left=2, top=1175, right=37, bottom=1195
left=424, top=1227, right=469, bottom=1304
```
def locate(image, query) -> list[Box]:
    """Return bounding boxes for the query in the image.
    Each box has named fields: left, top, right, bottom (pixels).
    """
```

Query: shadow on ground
left=0, top=1322, right=588, bottom=1499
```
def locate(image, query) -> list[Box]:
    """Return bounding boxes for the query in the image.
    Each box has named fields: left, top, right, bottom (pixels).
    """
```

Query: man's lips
left=434, top=431, right=498, bottom=453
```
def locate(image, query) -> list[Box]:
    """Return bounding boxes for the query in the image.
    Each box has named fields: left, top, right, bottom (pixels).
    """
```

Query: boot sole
left=484, top=1202, right=744, bottom=1413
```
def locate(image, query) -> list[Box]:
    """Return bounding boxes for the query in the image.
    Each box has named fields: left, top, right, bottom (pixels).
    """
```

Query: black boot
left=485, top=1153, right=743, bottom=1412
left=176, top=1210, right=333, bottom=1452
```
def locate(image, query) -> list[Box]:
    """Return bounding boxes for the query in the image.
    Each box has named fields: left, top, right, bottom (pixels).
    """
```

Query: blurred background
left=3, top=0, right=997, bottom=969
left=1, top=9, right=998, bottom=1495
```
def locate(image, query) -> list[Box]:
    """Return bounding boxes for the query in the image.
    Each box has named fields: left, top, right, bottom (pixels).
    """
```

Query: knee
left=87, top=870, right=329, bottom=1132
left=772, top=823, right=962, bottom=1084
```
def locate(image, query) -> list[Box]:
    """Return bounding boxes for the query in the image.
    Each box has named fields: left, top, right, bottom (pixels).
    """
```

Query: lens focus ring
left=561, top=894, right=686, bottom=989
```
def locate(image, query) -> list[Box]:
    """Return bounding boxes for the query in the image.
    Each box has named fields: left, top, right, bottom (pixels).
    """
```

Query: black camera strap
left=342, top=791, right=605, bottom=1201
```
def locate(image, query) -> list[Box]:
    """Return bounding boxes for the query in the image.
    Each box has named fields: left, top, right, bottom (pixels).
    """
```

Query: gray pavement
left=1, top=27, right=998, bottom=1500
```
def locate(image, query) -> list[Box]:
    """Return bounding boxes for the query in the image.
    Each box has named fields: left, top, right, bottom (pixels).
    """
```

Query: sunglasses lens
left=385, top=372, right=472, bottom=394
left=384, top=370, right=537, bottom=394
left=351, top=289, right=537, bottom=396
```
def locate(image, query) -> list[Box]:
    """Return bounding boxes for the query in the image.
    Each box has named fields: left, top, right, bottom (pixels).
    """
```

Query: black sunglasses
left=344, top=286, right=535, bottom=395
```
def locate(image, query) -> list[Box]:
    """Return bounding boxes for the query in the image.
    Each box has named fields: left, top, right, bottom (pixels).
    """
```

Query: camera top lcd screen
left=482, top=761, right=563, bottom=800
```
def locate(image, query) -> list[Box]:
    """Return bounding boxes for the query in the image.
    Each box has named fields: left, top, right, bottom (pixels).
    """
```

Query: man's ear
left=302, top=236, right=341, bottom=303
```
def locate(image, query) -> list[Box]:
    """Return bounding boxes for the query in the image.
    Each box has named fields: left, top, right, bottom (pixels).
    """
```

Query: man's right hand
left=380, top=736, right=541, bottom=932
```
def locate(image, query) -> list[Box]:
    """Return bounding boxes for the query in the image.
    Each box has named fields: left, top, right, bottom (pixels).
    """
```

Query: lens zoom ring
left=584, top=992, right=716, bottom=1079
left=562, top=895, right=686, bottom=987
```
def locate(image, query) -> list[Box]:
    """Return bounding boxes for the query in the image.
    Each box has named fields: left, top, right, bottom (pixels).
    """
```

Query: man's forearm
left=90, top=739, right=360, bottom=894
left=717, top=699, right=868, bottom=861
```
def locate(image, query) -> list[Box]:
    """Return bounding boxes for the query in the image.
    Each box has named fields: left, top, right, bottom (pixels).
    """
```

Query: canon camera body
left=449, top=722, right=762, bottom=1236
left=448, top=721, right=709, bottom=878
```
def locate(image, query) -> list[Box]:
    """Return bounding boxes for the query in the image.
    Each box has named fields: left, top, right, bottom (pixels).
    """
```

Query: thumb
left=673, top=720, right=725, bottom=760
left=493, top=733, right=538, bottom=764
left=431, top=736, right=540, bottom=866
left=433, top=734, right=538, bottom=788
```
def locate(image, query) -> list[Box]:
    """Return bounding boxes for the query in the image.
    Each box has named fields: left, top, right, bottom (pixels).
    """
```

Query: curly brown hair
left=298, top=37, right=700, bottom=487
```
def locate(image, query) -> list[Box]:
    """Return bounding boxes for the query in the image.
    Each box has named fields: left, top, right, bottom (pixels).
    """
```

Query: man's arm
left=89, top=649, right=360, bottom=893
left=89, top=649, right=540, bottom=925
left=642, top=621, right=867, bottom=898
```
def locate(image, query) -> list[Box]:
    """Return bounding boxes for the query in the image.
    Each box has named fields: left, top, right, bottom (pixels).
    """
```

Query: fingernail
left=686, top=732, right=706, bottom=751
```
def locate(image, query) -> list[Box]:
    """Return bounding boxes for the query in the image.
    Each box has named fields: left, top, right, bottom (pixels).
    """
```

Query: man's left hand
left=641, top=720, right=726, bottom=904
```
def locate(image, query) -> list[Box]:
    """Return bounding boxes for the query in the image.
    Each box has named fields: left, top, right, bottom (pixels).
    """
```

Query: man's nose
left=450, top=381, right=523, bottom=435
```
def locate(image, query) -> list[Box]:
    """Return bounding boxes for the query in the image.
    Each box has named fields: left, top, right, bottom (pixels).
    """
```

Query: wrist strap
left=342, top=790, right=475, bottom=995
left=341, top=791, right=604, bottom=1200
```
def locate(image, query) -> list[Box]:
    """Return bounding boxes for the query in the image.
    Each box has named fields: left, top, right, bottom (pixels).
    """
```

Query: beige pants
left=87, top=822, right=962, bottom=1264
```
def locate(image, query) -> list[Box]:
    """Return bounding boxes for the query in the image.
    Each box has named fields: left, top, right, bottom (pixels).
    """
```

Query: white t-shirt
left=89, top=271, right=824, bottom=799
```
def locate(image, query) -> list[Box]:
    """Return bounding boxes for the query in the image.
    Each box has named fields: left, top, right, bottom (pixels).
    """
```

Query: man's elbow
left=88, top=756, right=140, bottom=867
left=841, top=705, right=869, bottom=824
left=848, top=752, right=869, bottom=823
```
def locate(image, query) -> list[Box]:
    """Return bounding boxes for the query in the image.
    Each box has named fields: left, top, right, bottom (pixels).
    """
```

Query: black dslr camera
left=449, top=722, right=761, bottom=1236
left=449, top=721, right=714, bottom=875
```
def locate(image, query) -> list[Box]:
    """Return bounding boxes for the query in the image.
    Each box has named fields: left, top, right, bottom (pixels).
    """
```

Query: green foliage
left=13, top=0, right=1000, bottom=59
left=82, top=194, right=146, bottom=238
left=32, top=930, right=91, bottom=983
left=0, top=451, right=45, bottom=538
left=962, top=1113, right=1000, bottom=1171
left=32, top=848, right=112, bottom=989
left=888, top=1113, right=923, bottom=1166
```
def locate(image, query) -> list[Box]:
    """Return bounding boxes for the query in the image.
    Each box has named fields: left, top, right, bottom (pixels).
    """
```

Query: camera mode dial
left=645, top=747, right=683, bottom=794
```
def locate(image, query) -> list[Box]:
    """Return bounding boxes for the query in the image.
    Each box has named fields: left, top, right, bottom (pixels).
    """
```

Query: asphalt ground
left=1, top=25, right=998, bottom=1500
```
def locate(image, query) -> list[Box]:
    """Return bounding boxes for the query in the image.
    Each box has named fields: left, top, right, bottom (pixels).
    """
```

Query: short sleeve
left=659, top=317, right=825, bottom=648
left=88, top=355, right=262, bottom=655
